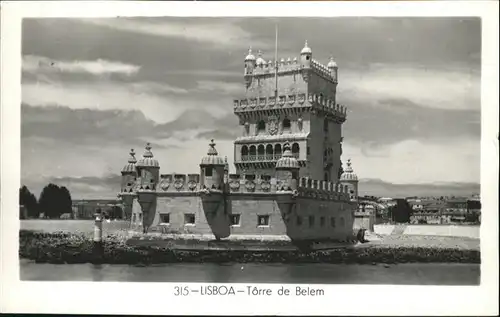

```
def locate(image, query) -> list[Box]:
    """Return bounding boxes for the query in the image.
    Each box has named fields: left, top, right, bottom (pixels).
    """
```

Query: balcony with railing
left=240, top=153, right=300, bottom=162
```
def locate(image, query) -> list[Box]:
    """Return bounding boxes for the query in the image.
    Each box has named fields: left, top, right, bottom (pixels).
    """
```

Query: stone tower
left=233, top=41, right=347, bottom=182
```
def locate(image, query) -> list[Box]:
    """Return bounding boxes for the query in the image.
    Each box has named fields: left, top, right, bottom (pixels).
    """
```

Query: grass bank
left=19, top=230, right=480, bottom=265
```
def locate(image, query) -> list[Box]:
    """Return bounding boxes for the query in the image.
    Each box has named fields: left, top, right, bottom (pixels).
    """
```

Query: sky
left=20, top=17, right=481, bottom=199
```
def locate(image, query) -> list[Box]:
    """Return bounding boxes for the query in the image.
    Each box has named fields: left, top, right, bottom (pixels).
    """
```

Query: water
left=20, top=260, right=479, bottom=285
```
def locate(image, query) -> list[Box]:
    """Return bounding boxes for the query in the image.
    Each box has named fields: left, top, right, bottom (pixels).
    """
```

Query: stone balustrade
left=123, top=173, right=352, bottom=202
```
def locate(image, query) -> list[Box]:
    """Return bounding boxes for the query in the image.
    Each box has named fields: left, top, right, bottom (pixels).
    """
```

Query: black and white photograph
left=1, top=1, right=498, bottom=316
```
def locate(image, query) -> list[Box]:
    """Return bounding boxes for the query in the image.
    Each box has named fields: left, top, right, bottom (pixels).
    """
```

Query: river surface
left=20, top=260, right=479, bottom=285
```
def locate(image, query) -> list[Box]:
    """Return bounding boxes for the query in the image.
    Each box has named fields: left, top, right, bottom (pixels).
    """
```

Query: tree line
left=19, top=184, right=73, bottom=219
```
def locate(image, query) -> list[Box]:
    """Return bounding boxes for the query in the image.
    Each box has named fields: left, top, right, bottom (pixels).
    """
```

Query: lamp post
left=93, top=211, right=104, bottom=262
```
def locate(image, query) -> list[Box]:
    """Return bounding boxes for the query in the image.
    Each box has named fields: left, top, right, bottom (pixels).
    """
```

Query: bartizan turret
left=244, top=48, right=256, bottom=88
left=340, top=159, right=358, bottom=201
left=136, top=143, right=160, bottom=190
left=275, top=142, right=300, bottom=191
left=200, top=139, right=225, bottom=191
left=327, top=56, right=338, bottom=83
left=135, top=143, right=160, bottom=233
left=300, top=40, right=312, bottom=82
left=121, top=149, right=137, bottom=193
left=120, top=149, right=137, bottom=220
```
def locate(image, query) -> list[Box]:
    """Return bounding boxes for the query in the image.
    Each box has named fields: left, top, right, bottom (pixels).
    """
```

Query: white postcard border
left=1, top=1, right=498, bottom=315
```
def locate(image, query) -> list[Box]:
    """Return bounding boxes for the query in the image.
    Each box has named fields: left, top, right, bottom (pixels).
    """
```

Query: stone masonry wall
left=130, top=192, right=355, bottom=241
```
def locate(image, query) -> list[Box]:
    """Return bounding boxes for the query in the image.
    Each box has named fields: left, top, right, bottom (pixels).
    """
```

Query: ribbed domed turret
left=256, top=50, right=265, bottom=66
left=136, top=143, right=159, bottom=168
left=245, top=47, right=256, bottom=61
left=121, top=149, right=137, bottom=173
left=276, top=143, right=300, bottom=169
left=300, top=40, right=312, bottom=55
left=340, top=159, right=358, bottom=181
left=327, top=56, right=338, bottom=68
left=200, top=139, right=225, bottom=166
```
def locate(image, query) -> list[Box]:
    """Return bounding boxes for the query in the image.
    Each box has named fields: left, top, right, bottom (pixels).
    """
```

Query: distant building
left=72, top=199, right=124, bottom=219
left=408, top=198, right=424, bottom=211
left=410, top=200, right=443, bottom=224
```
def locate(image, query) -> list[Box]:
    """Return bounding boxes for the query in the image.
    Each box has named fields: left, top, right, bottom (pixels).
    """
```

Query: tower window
left=257, top=144, right=265, bottom=156
left=265, top=145, right=274, bottom=153
left=249, top=145, right=256, bottom=158
left=241, top=145, right=249, bottom=156
left=283, top=118, right=291, bottom=130
left=296, top=216, right=303, bottom=226
left=184, top=213, right=195, bottom=225
left=230, top=214, right=241, bottom=226
left=257, top=215, right=270, bottom=226
left=205, top=167, right=213, bottom=177
left=291, top=143, right=300, bottom=158
left=308, top=216, right=315, bottom=227
left=306, top=56, right=310, bottom=61
left=160, top=213, right=170, bottom=224
left=257, top=120, right=266, bottom=132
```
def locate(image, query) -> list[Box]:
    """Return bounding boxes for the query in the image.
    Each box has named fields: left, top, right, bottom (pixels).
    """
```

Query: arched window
left=257, top=120, right=266, bottom=133
left=324, top=118, right=329, bottom=132
left=257, top=144, right=265, bottom=160
left=249, top=145, right=256, bottom=158
left=291, top=143, right=300, bottom=158
left=241, top=146, right=249, bottom=161
left=274, top=144, right=282, bottom=159
left=265, top=144, right=273, bottom=160
left=283, top=118, right=291, bottom=130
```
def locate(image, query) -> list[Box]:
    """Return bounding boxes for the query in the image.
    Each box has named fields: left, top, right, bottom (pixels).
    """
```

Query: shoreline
left=19, top=230, right=481, bottom=265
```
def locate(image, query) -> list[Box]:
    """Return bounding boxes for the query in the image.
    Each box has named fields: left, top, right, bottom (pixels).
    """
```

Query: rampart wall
left=125, top=174, right=356, bottom=241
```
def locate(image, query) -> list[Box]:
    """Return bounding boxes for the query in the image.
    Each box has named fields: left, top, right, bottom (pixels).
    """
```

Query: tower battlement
left=248, top=57, right=336, bottom=84
left=121, top=170, right=352, bottom=202
left=233, top=93, right=347, bottom=121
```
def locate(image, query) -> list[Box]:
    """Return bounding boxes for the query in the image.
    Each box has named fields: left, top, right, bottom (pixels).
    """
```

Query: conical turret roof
left=136, top=143, right=159, bottom=168
left=301, top=40, right=312, bottom=54
left=200, top=139, right=225, bottom=166
left=121, top=149, right=137, bottom=173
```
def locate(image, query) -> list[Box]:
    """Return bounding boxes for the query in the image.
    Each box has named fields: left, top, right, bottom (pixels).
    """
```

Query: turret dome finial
left=200, top=139, right=225, bottom=166
left=122, top=148, right=138, bottom=172
left=128, top=149, right=136, bottom=163
left=143, top=142, right=153, bottom=158
left=327, top=56, right=338, bottom=68
left=301, top=40, right=312, bottom=55
left=207, top=139, right=218, bottom=156
left=256, top=50, right=266, bottom=66
left=135, top=142, right=159, bottom=168
left=340, top=158, right=357, bottom=181
left=245, top=47, right=256, bottom=61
